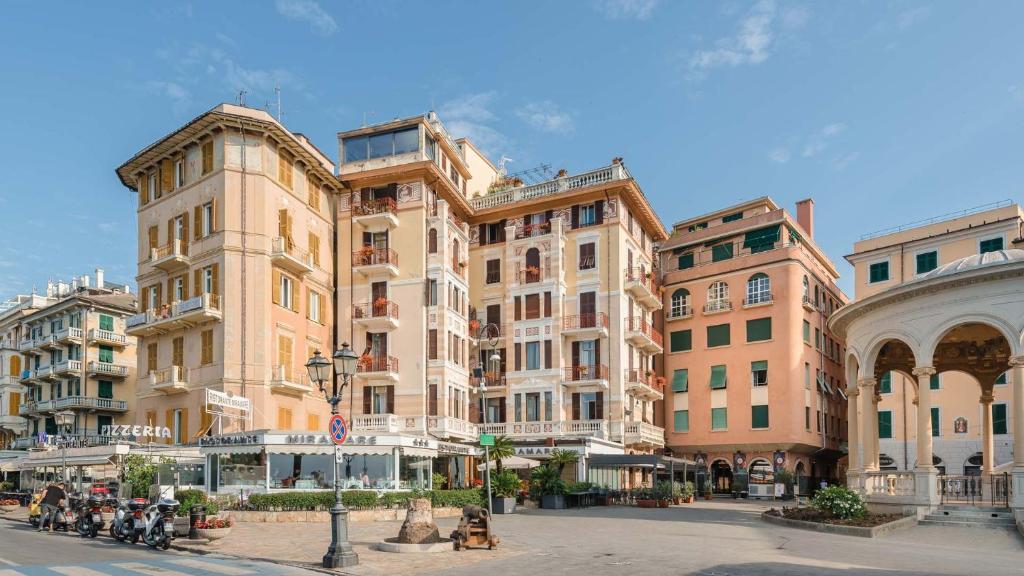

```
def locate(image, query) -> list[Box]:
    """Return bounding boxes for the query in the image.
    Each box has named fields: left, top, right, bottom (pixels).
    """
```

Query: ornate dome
left=915, top=248, right=1024, bottom=281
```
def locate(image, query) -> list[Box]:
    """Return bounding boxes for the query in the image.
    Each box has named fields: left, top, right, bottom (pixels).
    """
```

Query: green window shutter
left=671, top=369, right=689, bottom=392
left=677, top=253, right=694, bottom=270
left=711, top=243, right=734, bottom=262
left=916, top=251, right=937, bottom=274
left=869, top=262, right=889, bottom=283
left=802, top=320, right=810, bottom=343
left=670, top=330, right=692, bottom=352
left=99, top=314, right=114, bottom=331
left=751, top=405, right=769, bottom=429
left=751, top=360, right=768, bottom=371
left=709, top=365, right=727, bottom=389
left=674, top=410, right=689, bottom=432
left=98, top=380, right=113, bottom=399
left=930, top=374, right=940, bottom=390
left=878, top=411, right=893, bottom=439
left=99, top=345, right=113, bottom=363
left=742, top=225, right=780, bottom=254
left=879, top=372, right=892, bottom=394
left=980, top=237, right=1004, bottom=254
left=746, top=318, right=772, bottom=342
left=930, top=407, right=939, bottom=437
left=707, top=324, right=731, bottom=347
left=722, top=212, right=743, bottom=223
left=711, top=407, right=728, bottom=430
left=993, top=404, right=1008, bottom=435
left=996, top=372, right=1007, bottom=385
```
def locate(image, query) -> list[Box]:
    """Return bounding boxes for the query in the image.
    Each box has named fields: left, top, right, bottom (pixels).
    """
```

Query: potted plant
left=468, top=319, right=481, bottom=334
left=373, top=296, right=389, bottom=315
left=635, top=488, right=657, bottom=508
left=775, top=469, right=795, bottom=501
left=655, top=481, right=673, bottom=508
left=556, top=168, right=568, bottom=178
left=357, top=244, right=375, bottom=264
left=703, top=484, right=713, bottom=500
left=194, top=517, right=233, bottom=540
left=0, top=499, right=19, bottom=513
left=491, top=470, right=520, bottom=514
left=732, top=475, right=749, bottom=499
left=530, top=465, right=567, bottom=509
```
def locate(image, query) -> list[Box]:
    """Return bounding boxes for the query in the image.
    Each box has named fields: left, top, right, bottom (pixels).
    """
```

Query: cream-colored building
left=115, top=104, right=340, bottom=443
left=9, top=271, right=138, bottom=448
left=0, top=294, right=49, bottom=449
left=844, top=201, right=1023, bottom=475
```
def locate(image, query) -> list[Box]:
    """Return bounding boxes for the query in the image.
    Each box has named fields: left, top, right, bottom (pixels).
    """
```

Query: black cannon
left=449, top=505, right=499, bottom=551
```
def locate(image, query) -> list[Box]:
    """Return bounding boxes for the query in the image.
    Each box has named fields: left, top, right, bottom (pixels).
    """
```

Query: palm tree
left=548, top=448, right=579, bottom=475
left=488, top=435, right=515, bottom=474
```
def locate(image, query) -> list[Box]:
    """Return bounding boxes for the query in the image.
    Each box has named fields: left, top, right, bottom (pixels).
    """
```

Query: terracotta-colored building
left=659, top=198, right=848, bottom=494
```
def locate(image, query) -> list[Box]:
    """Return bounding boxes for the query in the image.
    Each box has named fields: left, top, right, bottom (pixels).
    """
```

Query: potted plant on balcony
left=373, top=296, right=389, bottom=316
left=468, top=319, right=481, bottom=334
left=530, top=464, right=567, bottom=510
left=357, top=245, right=375, bottom=265
left=357, top=354, right=373, bottom=371
left=491, top=470, right=520, bottom=514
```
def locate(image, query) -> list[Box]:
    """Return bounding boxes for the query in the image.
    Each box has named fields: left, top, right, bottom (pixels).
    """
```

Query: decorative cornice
left=857, top=377, right=877, bottom=388
left=1009, top=355, right=1024, bottom=367
left=912, top=366, right=937, bottom=377
left=980, top=393, right=995, bottom=404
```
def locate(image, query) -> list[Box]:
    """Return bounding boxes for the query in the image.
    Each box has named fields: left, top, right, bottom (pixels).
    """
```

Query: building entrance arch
left=710, top=460, right=732, bottom=493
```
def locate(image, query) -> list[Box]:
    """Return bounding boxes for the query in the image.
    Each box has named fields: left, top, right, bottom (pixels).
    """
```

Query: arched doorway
left=710, top=460, right=732, bottom=494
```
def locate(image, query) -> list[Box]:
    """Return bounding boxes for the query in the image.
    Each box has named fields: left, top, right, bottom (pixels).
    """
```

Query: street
left=0, top=518, right=319, bottom=575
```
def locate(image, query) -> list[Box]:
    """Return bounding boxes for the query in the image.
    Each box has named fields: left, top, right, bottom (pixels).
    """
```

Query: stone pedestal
left=397, top=498, right=440, bottom=544
left=913, top=468, right=939, bottom=507
left=1010, top=468, right=1024, bottom=510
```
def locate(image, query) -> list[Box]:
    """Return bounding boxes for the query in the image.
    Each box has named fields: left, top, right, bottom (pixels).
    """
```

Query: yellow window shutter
left=167, top=278, right=174, bottom=304
left=272, top=269, right=281, bottom=305
left=202, top=141, right=213, bottom=174
left=287, top=214, right=294, bottom=248
left=278, top=209, right=288, bottom=240
left=166, top=218, right=173, bottom=247
left=161, top=159, right=173, bottom=192
left=181, top=274, right=189, bottom=301
left=307, top=413, right=319, bottom=432
left=291, top=277, right=299, bottom=312
left=148, top=226, right=158, bottom=252
left=309, top=233, right=319, bottom=267
left=140, top=175, right=149, bottom=205
left=146, top=410, right=156, bottom=427
left=10, top=392, right=20, bottom=415
left=155, top=283, right=163, bottom=307
left=200, top=409, right=212, bottom=436
left=147, top=343, right=157, bottom=374
left=194, top=206, right=201, bottom=239
left=180, top=408, right=189, bottom=441
left=141, top=287, right=149, bottom=313
left=305, top=288, right=310, bottom=320
left=10, top=355, right=20, bottom=376
left=201, top=330, right=213, bottom=364
left=212, top=263, right=220, bottom=297
left=165, top=409, right=174, bottom=444
left=181, top=213, right=189, bottom=254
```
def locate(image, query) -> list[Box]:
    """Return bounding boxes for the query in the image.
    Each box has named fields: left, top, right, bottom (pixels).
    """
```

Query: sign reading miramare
left=101, top=424, right=173, bottom=438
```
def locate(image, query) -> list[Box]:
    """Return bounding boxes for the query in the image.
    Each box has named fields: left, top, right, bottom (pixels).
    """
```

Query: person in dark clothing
left=38, top=482, right=66, bottom=532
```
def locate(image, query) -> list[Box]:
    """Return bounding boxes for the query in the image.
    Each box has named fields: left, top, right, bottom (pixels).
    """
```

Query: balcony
left=271, top=237, right=314, bottom=276
left=12, top=437, right=36, bottom=449
left=469, top=373, right=506, bottom=389
left=0, top=374, right=17, bottom=388
left=470, top=163, right=630, bottom=211
left=271, top=365, right=310, bottom=396
left=481, top=421, right=557, bottom=439
left=151, top=366, right=188, bottom=394
left=619, top=421, right=665, bottom=448
left=427, top=416, right=478, bottom=441
left=352, top=248, right=399, bottom=277
left=37, top=334, right=60, bottom=350
left=125, top=293, right=222, bottom=337
left=703, top=300, right=733, bottom=315
left=802, top=295, right=817, bottom=311
left=87, top=361, right=129, bottom=379
left=353, top=300, right=399, bottom=331
left=624, top=268, right=662, bottom=309
left=352, top=413, right=401, bottom=433
left=38, top=396, right=129, bottom=413
left=18, top=402, right=37, bottom=416
left=743, top=292, right=774, bottom=308
left=625, top=317, right=664, bottom=353
left=89, top=328, right=127, bottom=347
left=150, top=239, right=189, bottom=272
left=52, top=360, right=82, bottom=377
left=55, top=326, right=83, bottom=344
left=666, top=306, right=693, bottom=321
left=514, top=221, right=551, bottom=240
left=562, top=313, right=609, bottom=339
left=353, top=197, right=398, bottom=228
left=516, top=266, right=552, bottom=285
left=19, top=338, right=41, bottom=355
left=624, top=370, right=665, bottom=401
left=35, top=365, right=57, bottom=381
left=561, top=419, right=609, bottom=439
left=562, top=364, right=609, bottom=387
left=355, top=355, right=399, bottom=382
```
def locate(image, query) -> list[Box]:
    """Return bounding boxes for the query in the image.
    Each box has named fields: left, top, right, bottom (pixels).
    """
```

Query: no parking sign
left=329, top=414, right=349, bottom=445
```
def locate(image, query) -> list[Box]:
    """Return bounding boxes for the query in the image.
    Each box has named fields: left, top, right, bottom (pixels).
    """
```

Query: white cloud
left=594, top=0, right=659, bottom=20
left=689, top=0, right=777, bottom=74
left=768, top=148, right=791, bottom=164
left=516, top=101, right=575, bottom=135
left=802, top=122, right=846, bottom=158
left=438, top=92, right=508, bottom=156
left=769, top=122, right=850, bottom=166
left=274, top=0, right=337, bottom=36
left=831, top=152, right=858, bottom=171
left=897, top=6, right=930, bottom=31
left=145, top=80, right=191, bottom=113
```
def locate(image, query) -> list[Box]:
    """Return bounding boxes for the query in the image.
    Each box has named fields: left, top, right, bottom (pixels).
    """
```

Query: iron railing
left=938, top=473, right=1010, bottom=508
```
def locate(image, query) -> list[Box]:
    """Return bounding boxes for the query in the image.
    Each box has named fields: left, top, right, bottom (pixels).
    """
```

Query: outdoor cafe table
left=566, top=490, right=595, bottom=508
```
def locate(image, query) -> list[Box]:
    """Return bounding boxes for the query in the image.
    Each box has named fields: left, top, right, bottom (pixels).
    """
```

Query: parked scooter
left=72, top=494, right=104, bottom=538
left=109, top=498, right=147, bottom=543
left=141, top=498, right=179, bottom=550
left=28, top=492, right=70, bottom=532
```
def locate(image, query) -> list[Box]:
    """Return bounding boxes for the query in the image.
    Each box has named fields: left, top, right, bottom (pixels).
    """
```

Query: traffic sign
left=329, top=414, right=349, bottom=445
left=479, top=434, right=495, bottom=447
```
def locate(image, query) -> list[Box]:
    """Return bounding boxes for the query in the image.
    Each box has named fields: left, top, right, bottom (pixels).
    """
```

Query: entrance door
left=711, top=460, right=733, bottom=494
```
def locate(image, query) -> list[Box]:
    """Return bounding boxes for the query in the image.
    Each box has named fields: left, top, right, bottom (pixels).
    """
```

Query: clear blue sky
left=1, top=0, right=1022, bottom=297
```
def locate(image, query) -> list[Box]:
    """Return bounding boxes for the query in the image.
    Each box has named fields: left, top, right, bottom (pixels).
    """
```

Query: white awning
left=201, top=445, right=264, bottom=455
left=0, top=458, right=26, bottom=472
left=477, top=455, right=540, bottom=471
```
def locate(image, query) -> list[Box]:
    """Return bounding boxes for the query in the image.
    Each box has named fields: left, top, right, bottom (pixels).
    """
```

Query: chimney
left=796, top=198, right=814, bottom=239
left=80, top=274, right=90, bottom=289
left=95, top=268, right=104, bottom=289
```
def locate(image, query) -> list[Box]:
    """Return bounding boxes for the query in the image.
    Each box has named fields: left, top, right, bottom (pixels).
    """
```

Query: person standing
left=38, top=481, right=66, bottom=533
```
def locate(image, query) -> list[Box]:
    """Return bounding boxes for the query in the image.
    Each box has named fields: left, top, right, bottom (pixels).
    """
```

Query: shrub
left=491, top=471, right=520, bottom=498
left=0, top=481, right=14, bottom=491
left=432, top=472, right=447, bottom=489
left=564, top=481, right=593, bottom=493
left=529, top=465, right=566, bottom=498
left=174, top=489, right=219, bottom=518
left=654, top=480, right=673, bottom=500
left=811, top=486, right=866, bottom=520
left=243, top=489, right=483, bottom=512
left=431, top=489, right=484, bottom=509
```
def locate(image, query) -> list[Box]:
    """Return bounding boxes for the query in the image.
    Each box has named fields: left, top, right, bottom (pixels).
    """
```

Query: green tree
left=547, top=449, right=579, bottom=476
left=120, top=454, right=158, bottom=499
left=488, top=435, right=515, bottom=474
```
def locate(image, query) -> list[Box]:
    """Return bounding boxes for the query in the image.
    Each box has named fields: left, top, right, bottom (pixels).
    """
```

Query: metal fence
left=938, top=473, right=1010, bottom=507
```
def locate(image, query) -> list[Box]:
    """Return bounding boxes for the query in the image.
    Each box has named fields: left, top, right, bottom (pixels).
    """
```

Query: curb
left=761, top=511, right=917, bottom=538
left=169, top=542, right=355, bottom=575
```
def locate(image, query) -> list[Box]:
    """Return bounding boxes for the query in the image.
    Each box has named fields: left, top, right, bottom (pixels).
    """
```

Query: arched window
left=746, top=273, right=771, bottom=305
left=670, top=288, right=691, bottom=318
left=814, top=285, right=820, bottom=307
left=524, top=248, right=541, bottom=283
left=802, top=276, right=809, bottom=301
left=427, top=228, right=437, bottom=253
left=706, top=281, right=729, bottom=312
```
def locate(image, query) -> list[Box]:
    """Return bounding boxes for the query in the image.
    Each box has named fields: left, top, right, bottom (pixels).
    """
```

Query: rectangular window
left=878, top=410, right=893, bottom=439
left=751, top=361, right=768, bottom=387
left=722, top=211, right=743, bottom=223
left=485, top=259, right=501, bottom=284
left=98, top=380, right=113, bottom=399
left=707, top=324, right=730, bottom=348
left=711, top=243, right=734, bottom=262
left=869, top=261, right=889, bottom=283
left=930, top=373, right=940, bottom=390
left=201, top=330, right=213, bottom=365
left=709, top=365, right=727, bottom=389
left=931, top=406, right=940, bottom=437
left=673, top=410, right=689, bottom=432
left=99, top=314, right=114, bottom=331
left=746, top=318, right=772, bottom=342
left=525, top=294, right=540, bottom=319
left=202, top=140, right=214, bottom=175
left=98, top=345, right=113, bottom=364
left=308, top=290, right=321, bottom=323
left=579, top=204, right=596, bottom=227
left=427, top=330, right=437, bottom=360
left=526, top=393, right=540, bottom=421
left=980, top=237, right=1004, bottom=254
left=579, top=243, right=596, bottom=270
left=671, top=369, right=688, bottom=392
left=670, top=329, right=692, bottom=352
left=993, top=403, right=1008, bottom=435
left=711, top=407, right=727, bottom=430
left=916, top=251, right=938, bottom=274
left=803, top=320, right=810, bottom=343
left=172, top=337, right=183, bottom=368
left=996, top=372, right=1008, bottom=385
left=280, top=274, right=293, bottom=309
left=677, top=253, right=694, bottom=270
left=879, top=372, right=892, bottom=394
left=175, top=159, right=184, bottom=188
left=805, top=406, right=811, bottom=430
left=428, top=279, right=437, bottom=306
left=751, top=405, right=769, bottom=429
left=525, top=342, right=540, bottom=370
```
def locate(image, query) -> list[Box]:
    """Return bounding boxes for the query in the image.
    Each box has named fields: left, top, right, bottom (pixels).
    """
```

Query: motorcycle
left=109, top=498, right=147, bottom=544
left=28, top=493, right=71, bottom=532
left=72, top=494, right=104, bottom=538
left=141, top=498, right=179, bottom=550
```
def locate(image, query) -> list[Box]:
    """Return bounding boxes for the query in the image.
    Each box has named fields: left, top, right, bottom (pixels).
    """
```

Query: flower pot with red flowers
left=373, top=296, right=389, bottom=316
left=0, top=499, right=19, bottom=513
left=194, top=517, right=233, bottom=540
left=468, top=319, right=481, bottom=334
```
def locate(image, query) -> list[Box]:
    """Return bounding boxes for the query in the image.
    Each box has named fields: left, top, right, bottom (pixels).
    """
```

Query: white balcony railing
left=863, top=471, right=916, bottom=498
left=471, top=164, right=629, bottom=210
left=88, top=361, right=128, bottom=377
left=89, top=328, right=127, bottom=345
left=352, top=414, right=401, bottom=433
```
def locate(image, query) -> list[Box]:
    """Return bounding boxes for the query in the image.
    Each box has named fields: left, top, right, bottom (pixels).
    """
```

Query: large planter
left=0, top=504, right=18, bottom=513
left=658, top=500, right=670, bottom=508
left=195, top=527, right=232, bottom=541
left=173, top=517, right=190, bottom=537
left=541, top=495, right=565, bottom=509
left=491, top=497, right=516, bottom=514
left=636, top=499, right=658, bottom=509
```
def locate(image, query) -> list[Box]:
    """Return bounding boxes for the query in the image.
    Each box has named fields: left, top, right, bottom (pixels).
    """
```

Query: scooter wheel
left=129, top=533, right=139, bottom=544
left=90, top=526, right=98, bottom=538
left=110, top=525, right=121, bottom=540
left=161, top=538, right=171, bottom=550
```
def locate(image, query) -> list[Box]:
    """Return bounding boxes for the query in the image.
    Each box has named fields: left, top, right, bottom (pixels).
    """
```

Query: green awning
left=672, top=369, right=689, bottom=392
left=817, top=375, right=833, bottom=395
left=743, top=225, right=781, bottom=251
left=710, top=365, right=727, bottom=389
left=751, top=360, right=768, bottom=372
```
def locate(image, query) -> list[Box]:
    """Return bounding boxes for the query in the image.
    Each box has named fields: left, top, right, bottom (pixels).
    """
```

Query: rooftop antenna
left=237, top=89, right=247, bottom=107
left=362, top=111, right=375, bottom=128
left=275, top=83, right=282, bottom=122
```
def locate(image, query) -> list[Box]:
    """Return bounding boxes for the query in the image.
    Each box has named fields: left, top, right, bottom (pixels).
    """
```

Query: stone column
left=980, top=392, right=995, bottom=477
left=912, top=366, right=936, bottom=471
left=872, top=393, right=882, bottom=470
left=846, top=385, right=862, bottom=491
left=1009, top=356, right=1024, bottom=510
left=858, top=378, right=877, bottom=471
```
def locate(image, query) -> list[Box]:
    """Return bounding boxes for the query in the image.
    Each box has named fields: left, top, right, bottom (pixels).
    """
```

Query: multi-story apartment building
left=0, top=294, right=49, bottom=449
left=12, top=271, right=137, bottom=447
left=659, top=198, right=848, bottom=495
left=846, top=201, right=1023, bottom=475
left=115, top=104, right=339, bottom=443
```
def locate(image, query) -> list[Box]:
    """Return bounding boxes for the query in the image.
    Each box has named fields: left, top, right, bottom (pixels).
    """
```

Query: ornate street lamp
left=305, top=344, right=360, bottom=569
left=475, top=323, right=501, bottom=513
left=53, top=410, right=75, bottom=484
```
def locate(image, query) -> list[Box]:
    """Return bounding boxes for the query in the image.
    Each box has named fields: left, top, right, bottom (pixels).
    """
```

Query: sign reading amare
left=102, top=425, right=173, bottom=438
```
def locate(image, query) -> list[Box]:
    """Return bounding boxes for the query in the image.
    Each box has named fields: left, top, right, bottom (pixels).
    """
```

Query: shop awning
left=743, top=225, right=780, bottom=251
left=589, top=454, right=696, bottom=469
left=0, top=458, right=26, bottom=472
left=202, top=445, right=264, bottom=455
left=476, top=455, right=540, bottom=471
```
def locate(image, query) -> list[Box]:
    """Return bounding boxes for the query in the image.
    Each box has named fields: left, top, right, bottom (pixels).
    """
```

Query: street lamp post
left=54, top=410, right=75, bottom=485
left=476, top=323, right=501, bottom=513
left=306, top=344, right=360, bottom=569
